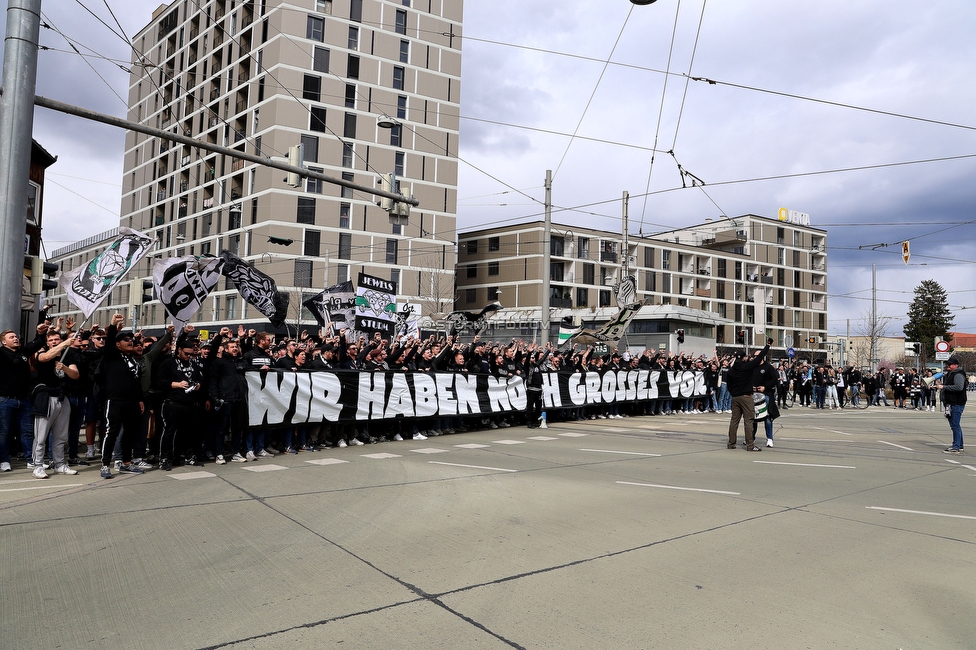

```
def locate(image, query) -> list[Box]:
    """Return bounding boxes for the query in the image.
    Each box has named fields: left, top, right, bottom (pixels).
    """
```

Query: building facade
left=456, top=214, right=828, bottom=356
left=48, top=0, right=462, bottom=331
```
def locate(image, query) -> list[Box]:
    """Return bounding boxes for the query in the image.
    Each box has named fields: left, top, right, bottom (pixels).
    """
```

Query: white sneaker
left=215, top=455, right=226, bottom=465
left=350, top=438, right=365, bottom=446
left=258, top=449, right=274, bottom=458
left=55, top=463, right=79, bottom=475
left=0, top=461, right=10, bottom=472
left=231, top=453, right=247, bottom=462
left=245, top=450, right=257, bottom=461
left=85, top=448, right=95, bottom=459
left=134, top=460, right=153, bottom=470
left=33, top=466, right=49, bottom=479
left=766, top=438, right=774, bottom=448
left=413, top=432, right=428, bottom=441
left=393, top=434, right=403, bottom=441
left=338, top=439, right=348, bottom=448
left=113, top=460, right=122, bottom=471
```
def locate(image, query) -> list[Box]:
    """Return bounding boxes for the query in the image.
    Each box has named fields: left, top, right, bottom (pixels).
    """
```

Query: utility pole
left=621, top=190, right=629, bottom=279
left=871, top=263, right=878, bottom=373
left=540, top=169, right=552, bottom=346
left=0, top=0, right=41, bottom=330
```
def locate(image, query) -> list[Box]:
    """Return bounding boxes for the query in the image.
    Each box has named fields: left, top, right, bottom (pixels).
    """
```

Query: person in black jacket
left=156, top=336, right=205, bottom=470
left=752, top=357, right=780, bottom=448
left=209, top=336, right=249, bottom=463
left=935, top=356, right=967, bottom=453
left=99, top=314, right=146, bottom=478
left=726, top=341, right=770, bottom=451
left=0, top=326, right=45, bottom=472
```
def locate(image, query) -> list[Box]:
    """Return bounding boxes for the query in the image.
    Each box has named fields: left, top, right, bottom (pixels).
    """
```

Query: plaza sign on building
left=778, top=207, right=810, bottom=226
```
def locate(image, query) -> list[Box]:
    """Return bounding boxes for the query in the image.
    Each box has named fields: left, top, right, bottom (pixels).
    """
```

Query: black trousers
left=102, top=399, right=141, bottom=468
left=527, top=388, right=543, bottom=426
left=160, top=400, right=203, bottom=461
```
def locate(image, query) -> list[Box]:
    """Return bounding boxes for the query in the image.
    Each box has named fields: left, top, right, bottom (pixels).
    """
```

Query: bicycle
left=847, top=386, right=869, bottom=409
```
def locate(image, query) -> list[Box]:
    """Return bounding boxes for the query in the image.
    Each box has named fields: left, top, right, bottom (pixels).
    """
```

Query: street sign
left=902, top=241, right=910, bottom=265
left=936, top=351, right=950, bottom=361
left=935, top=340, right=950, bottom=353
left=784, top=334, right=793, bottom=347
left=787, top=347, right=795, bottom=358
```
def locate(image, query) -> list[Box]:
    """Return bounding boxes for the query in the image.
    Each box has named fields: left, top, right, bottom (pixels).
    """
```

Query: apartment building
left=48, top=0, right=462, bottom=330
left=456, top=213, right=828, bottom=354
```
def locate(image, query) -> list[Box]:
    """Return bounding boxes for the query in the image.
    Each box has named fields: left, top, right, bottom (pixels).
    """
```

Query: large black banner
left=246, top=370, right=708, bottom=426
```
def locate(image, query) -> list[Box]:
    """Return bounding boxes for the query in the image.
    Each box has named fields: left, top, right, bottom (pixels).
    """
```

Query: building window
left=466, top=264, right=477, bottom=278
left=488, top=286, right=499, bottom=301
left=392, top=66, right=404, bottom=90
left=306, top=16, right=324, bottom=42
left=350, top=0, right=362, bottom=22
left=342, top=142, right=353, bottom=168
left=394, top=151, right=405, bottom=176
left=300, top=135, right=318, bottom=162
left=717, top=258, right=727, bottom=278
left=399, top=39, right=409, bottom=63
left=297, top=197, right=315, bottom=224
left=316, top=0, right=332, bottom=14
left=348, top=26, right=359, bottom=50
left=304, top=229, right=321, bottom=257
left=577, top=236, right=590, bottom=259
left=583, top=263, right=594, bottom=285
left=345, top=83, right=356, bottom=108
left=550, top=237, right=564, bottom=257
left=465, top=288, right=476, bottom=303
left=395, top=9, right=407, bottom=35
left=643, top=270, right=655, bottom=292
left=488, top=236, right=499, bottom=252
left=793, top=250, right=801, bottom=267
left=303, top=75, right=321, bottom=101
left=778, top=247, right=785, bottom=265
left=338, top=232, right=351, bottom=259
left=576, top=287, right=588, bottom=306
left=397, top=95, right=407, bottom=119
left=339, top=203, right=351, bottom=228
left=341, top=172, right=354, bottom=199
left=312, top=47, right=329, bottom=74
left=306, top=166, right=323, bottom=193
left=716, top=281, right=725, bottom=299
left=310, top=106, right=326, bottom=132
left=488, top=261, right=499, bottom=276
left=347, top=54, right=360, bottom=79
left=390, top=269, right=400, bottom=291
left=343, top=112, right=357, bottom=139
left=295, top=260, right=313, bottom=288
left=643, top=246, right=654, bottom=268
left=735, top=261, right=742, bottom=280
left=390, top=124, right=402, bottom=147
left=386, top=238, right=398, bottom=264
left=661, top=272, right=672, bottom=293
left=599, top=290, right=611, bottom=307
left=467, top=239, right=478, bottom=254
left=337, top=264, right=349, bottom=284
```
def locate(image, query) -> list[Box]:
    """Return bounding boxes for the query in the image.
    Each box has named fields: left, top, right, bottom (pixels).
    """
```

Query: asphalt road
left=2, top=404, right=974, bottom=649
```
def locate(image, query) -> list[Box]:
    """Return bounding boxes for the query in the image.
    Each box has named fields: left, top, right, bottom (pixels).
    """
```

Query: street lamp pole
left=541, top=169, right=552, bottom=346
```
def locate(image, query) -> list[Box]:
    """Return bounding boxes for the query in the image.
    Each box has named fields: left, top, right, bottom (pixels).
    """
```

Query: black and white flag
left=59, top=227, right=155, bottom=318
left=444, top=301, right=502, bottom=336
left=219, top=250, right=290, bottom=327
left=152, top=255, right=223, bottom=334
left=302, top=281, right=356, bottom=331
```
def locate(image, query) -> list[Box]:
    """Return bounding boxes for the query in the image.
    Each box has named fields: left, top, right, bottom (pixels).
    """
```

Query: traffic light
left=378, top=173, right=395, bottom=212
left=141, top=279, right=154, bottom=304
left=28, top=256, right=58, bottom=294
left=736, top=330, right=745, bottom=344
left=286, top=143, right=304, bottom=187
left=676, top=329, right=685, bottom=344
left=913, top=342, right=921, bottom=354
left=808, top=337, right=816, bottom=344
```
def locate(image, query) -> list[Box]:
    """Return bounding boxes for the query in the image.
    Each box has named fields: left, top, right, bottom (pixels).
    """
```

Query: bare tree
left=854, top=309, right=894, bottom=370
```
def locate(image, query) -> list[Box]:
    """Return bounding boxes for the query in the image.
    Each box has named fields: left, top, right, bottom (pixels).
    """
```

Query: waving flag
left=302, top=281, right=356, bottom=331
left=152, top=255, right=223, bottom=334
left=220, top=250, right=290, bottom=327
left=444, top=301, right=502, bottom=336
left=59, top=227, right=154, bottom=318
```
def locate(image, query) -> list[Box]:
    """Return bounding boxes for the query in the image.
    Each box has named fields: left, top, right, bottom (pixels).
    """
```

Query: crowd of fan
left=0, top=314, right=956, bottom=478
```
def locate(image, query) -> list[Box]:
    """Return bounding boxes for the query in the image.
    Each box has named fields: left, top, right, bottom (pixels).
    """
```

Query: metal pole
left=622, top=191, right=629, bottom=278
left=33, top=95, right=417, bottom=207
left=0, top=0, right=42, bottom=330
left=540, top=169, right=552, bottom=346
left=871, top=263, right=877, bottom=373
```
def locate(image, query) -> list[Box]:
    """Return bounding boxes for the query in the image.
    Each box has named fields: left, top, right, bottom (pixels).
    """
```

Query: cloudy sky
left=4, top=0, right=976, bottom=338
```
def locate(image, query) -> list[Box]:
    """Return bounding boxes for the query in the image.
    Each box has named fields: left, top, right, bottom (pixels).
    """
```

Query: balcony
left=600, top=250, right=617, bottom=263
left=695, top=287, right=710, bottom=298
left=812, top=300, right=826, bottom=311
left=551, top=297, right=572, bottom=308
left=760, top=275, right=774, bottom=285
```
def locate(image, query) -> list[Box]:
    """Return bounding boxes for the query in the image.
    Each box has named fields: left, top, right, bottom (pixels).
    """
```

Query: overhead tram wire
left=668, top=0, right=707, bottom=153
left=637, top=0, right=683, bottom=235
left=551, top=6, right=634, bottom=180
left=40, top=14, right=128, bottom=106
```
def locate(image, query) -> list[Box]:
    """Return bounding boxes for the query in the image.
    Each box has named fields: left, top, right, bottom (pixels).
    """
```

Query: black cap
left=947, top=356, right=961, bottom=366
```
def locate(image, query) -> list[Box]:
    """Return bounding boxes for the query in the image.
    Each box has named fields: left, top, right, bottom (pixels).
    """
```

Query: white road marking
left=304, top=458, right=349, bottom=466
left=580, top=449, right=661, bottom=457
left=753, top=461, right=856, bottom=469
left=557, top=432, right=588, bottom=437
left=944, top=459, right=960, bottom=465
left=0, top=483, right=84, bottom=492
left=962, top=465, right=976, bottom=472
left=429, top=461, right=518, bottom=473
left=617, top=481, right=739, bottom=495
left=492, top=440, right=526, bottom=445
left=241, top=464, right=287, bottom=472
left=527, top=436, right=558, bottom=441
left=361, top=453, right=401, bottom=459
left=867, top=506, right=976, bottom=521
left=878, top=440, right=913, bottom=451
left=168, top=471, right=216, bottom=480
left=454, top=443, right=489, bottom=449
left=409, top=448, right=450, bottom=454
left=828, top=430, right=854, bottom=436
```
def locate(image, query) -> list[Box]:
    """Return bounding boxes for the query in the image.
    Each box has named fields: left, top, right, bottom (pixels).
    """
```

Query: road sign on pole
left=902, top=241, right=910, bottom=265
